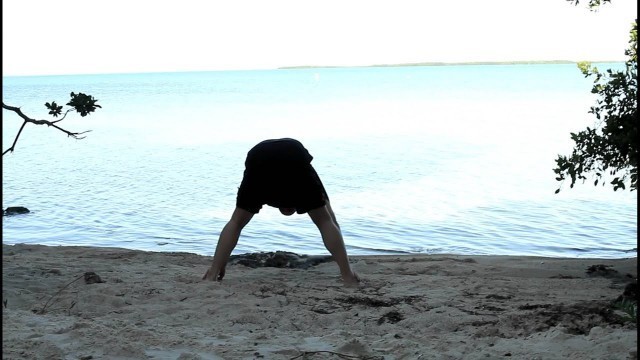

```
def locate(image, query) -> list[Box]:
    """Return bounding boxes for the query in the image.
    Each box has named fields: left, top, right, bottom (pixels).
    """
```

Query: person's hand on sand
left=202, top=266, right=225, bottom=281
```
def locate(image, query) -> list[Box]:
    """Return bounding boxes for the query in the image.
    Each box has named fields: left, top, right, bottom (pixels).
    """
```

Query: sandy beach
left=2, top=243, right=637, bottom=359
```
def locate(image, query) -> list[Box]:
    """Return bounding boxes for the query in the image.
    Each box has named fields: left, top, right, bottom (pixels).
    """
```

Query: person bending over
left=202, top=138, right=359, bottom=286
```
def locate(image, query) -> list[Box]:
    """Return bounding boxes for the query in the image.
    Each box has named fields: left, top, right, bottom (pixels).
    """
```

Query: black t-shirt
left=236, top=138, right=328, bottom=214
left=244, top=138, right=313, bottom=170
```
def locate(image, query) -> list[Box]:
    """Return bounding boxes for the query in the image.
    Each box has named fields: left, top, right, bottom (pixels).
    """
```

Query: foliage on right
left=554, top=21, right=637, bottom=193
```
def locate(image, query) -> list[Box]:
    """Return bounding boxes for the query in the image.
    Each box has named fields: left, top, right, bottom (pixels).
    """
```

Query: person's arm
left=203, top=207, right=254, bottom=281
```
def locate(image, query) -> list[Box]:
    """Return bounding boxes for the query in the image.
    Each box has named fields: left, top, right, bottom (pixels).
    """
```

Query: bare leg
left=324, top=200, right=339, bottom=227
left=308, top=204, right=359, bottom=286
left=203, top=207, right=253, bottom=281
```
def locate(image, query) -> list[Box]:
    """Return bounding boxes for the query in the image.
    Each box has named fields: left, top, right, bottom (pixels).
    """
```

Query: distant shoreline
left=3, top=60, right=625, bottom=78
left=278, top=60, right=622, bottom=69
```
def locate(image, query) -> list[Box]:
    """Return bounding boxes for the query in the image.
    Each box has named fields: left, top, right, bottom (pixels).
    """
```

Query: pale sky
left=2, top=0, right=637, bottom=76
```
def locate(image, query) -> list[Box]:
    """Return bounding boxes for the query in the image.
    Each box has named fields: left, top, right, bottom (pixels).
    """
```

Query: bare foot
left=343, top=271, right=361, bottom=287
left=202, top=266, right=225, bottom=281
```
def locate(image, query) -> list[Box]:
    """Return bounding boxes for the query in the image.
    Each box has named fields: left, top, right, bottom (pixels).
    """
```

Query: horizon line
left=2, top=59, right=627, bottom=78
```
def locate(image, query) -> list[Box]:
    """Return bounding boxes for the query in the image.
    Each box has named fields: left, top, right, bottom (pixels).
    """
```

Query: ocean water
left=2, top=64, right=637, bottom=258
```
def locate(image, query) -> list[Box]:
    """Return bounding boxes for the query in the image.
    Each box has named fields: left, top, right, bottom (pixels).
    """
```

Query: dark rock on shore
left=586, top=264, right=619, bottom=277
left=229, top=251, right=332, bottom=269
left=3, top=207, right=30, bottom=216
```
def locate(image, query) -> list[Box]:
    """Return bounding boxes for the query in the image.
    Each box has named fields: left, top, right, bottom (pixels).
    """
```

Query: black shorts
left=236, top=139, right=329, bottom=214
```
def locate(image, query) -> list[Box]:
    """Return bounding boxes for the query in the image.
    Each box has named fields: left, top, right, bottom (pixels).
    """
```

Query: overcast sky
left=2, top=0, right=637, bottom=76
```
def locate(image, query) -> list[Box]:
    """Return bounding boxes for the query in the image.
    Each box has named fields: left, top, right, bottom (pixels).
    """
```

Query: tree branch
left=37, top=273, right=85, bottom=314
left=2, top=102, right=92, bottom=156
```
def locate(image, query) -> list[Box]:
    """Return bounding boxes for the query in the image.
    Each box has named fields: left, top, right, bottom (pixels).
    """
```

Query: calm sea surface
left=2, top=64, right=637, bottom=258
